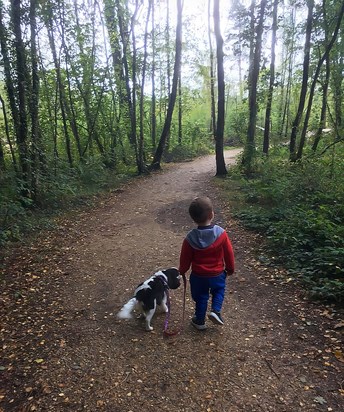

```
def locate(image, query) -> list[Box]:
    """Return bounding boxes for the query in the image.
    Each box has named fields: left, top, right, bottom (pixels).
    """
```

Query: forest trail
left=1, top=149, right=343, bottom=412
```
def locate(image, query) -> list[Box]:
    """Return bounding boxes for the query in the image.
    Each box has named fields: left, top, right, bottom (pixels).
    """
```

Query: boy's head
left=189, top=197, right=214, bottom=225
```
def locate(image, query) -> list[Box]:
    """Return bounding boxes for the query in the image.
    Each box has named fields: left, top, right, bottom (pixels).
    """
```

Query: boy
left=179, top=197, right=235, bottom=330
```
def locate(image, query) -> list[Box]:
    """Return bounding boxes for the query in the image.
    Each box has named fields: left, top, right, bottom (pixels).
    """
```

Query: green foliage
left=226, top=146, right=344, bottom=303
left=0, top=160, right=133, bottom=246
left=225, top=98, right=247, bottom=144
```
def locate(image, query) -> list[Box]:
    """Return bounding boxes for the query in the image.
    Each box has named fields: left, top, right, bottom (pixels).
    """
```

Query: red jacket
left=179, top=225, right=235, bottom=277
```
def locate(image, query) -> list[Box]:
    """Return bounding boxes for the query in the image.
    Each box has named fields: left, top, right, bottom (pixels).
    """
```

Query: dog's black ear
left=163, top=268, right=181, bottom=289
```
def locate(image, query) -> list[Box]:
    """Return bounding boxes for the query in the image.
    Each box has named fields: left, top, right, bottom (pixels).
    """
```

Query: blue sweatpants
left=190, top=272, right=226, bottom=322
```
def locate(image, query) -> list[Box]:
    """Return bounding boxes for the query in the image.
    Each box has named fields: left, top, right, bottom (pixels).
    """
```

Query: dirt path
left=1, top=149, right=343, bottom=412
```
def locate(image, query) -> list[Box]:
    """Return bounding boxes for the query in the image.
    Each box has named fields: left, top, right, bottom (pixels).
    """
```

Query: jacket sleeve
left=223, top=233, right=235, bottom=275
left=179, top=238, right=193, bottom=275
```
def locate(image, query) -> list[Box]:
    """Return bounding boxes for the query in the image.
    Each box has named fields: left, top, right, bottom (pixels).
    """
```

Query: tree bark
left=151, top=0, right=182, bottom=169
left=11, top=0, right=31, bottom=191
left=116, top=0, right=137, bottom=153
left=0, top=5, right=19, bottom=172
left=0, top=93, right=17, bottom=170
left=213, top=0, right=227, bottom=175
left=208, top=0, right=216, bottom=140
left=151, top=0, right=156, bottom=148
left=44, top=2, right=73, bottom=167
left=138, top=0, right=152, bottom=173
left=289, top=0, right=314, bottom=160
left=312, top=55, right=330, bottom=151
left=178, top=70, right=182, bottom=145
left=29, top=0, right=40, bottom=198
left=243, top=0, right=267, bottom=172
left=263, top=0, right=278, bottom=154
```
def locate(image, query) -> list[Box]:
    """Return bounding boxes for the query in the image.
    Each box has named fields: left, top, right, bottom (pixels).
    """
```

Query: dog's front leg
left=145, top=301, right=156, bottom=331
left=161, top=294, right=169, bottom=313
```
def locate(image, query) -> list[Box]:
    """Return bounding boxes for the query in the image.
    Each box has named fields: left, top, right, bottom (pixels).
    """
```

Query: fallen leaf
left=314, top=396, right=327, bottom=405
left=334, top=350, right=344, bottom=363
left=34, top=359, right=44, bottom=364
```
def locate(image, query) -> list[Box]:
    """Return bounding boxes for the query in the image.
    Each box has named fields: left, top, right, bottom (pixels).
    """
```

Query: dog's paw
left=145, top=325, right=153, bottom=331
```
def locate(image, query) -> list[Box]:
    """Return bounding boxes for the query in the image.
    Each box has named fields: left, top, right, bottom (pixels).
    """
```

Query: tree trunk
left=289, top=0, right=314, bottom=160
left=178, top=70, right=182, bottom=145
left=312, top=55, right=330, bottom=151
left=151, top=0, right=182, bottom=168
left=138, top=0, right=152, bottom=173
left=11, top=0, right=31, bottom=192
left=151, top=0, right=156, bottom=148
left=263, top=0, right=278, bottom=154
left=0, top=7, right=19, bottom=172
left=331, top=34, right=343, bottom=138
left=165, top=0, right=172, bottom=151
left=0, top=93, right=17, bottom=170
left=213, top=0, right=227, bottom=176
left=243, top=0, right=267, bottom=172
left=297, top=1, right=344, bottom=159
left=116, top=0, right=137, bottom=153
left=44, top=3, right=73, bottom=167
left=208, top=0, right=216, bottom=140
left=29, top=0, right=40, bottom=198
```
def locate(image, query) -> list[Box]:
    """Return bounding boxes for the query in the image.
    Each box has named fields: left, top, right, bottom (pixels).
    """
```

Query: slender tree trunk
left=44, top=3, right=73, bottom=167
left=151, top=0, right=182, bottom=168
left=0, top=8, right=19, bottom=173
left=178, top=70, right=182, bottom=145
left=213, top=0, right=227, bottom=175
left=289, top=0, right=314, bottom=160
left=263, top=0, right=278, bottom=154
left=331, top=34, right=343, bottom=137
left=29, top=0, right=40, bottom=198
left=138, top=0, right=152, bottom=173
left=296, top=2, right=344, bottom=159
left=166, top=0, right=171, bottom=99
left=243, top=0, right=267, bottom=172
left=0, top=93, right=17, bottom=170
left=131, top=1, right=140, bottom=170
left=208, top=0, right=216, bottom=140
left=151, top=0, right=156, bottom=148
left=165, top=0, right=172, bottom=150
left=312, top=55, right=330, bottom=151
left=116, top=0, right=137, bottom=153
left=0, top=136, right=4, bottom=170
left=11, top=0, right=31, bottom=192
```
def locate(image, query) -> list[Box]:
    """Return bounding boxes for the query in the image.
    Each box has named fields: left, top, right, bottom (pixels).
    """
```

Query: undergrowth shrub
left=226, top=147, right=344, bottom=303
left=0, top=160, right=132, bottom=246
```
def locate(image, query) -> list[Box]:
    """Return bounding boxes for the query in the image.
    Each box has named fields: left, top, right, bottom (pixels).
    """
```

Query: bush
left=226, top=148, right=344, bottom=303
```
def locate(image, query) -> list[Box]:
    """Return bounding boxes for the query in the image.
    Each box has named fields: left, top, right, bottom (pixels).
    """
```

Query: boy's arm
left=223, top=234, right=235, bottom=275
left=179, top=239, right=193, bottom=275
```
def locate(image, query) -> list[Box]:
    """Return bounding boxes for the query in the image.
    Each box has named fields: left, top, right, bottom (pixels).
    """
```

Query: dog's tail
left=117, top=297, right=137, bottom=319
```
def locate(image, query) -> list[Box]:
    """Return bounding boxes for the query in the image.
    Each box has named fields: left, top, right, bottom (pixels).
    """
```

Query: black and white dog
left=117, top=268, right=181, bottom=331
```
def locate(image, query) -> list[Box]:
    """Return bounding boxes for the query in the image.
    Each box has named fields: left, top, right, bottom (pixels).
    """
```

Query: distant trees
left=151, top=0, right=183, bottom=169
left=227, top=0, right=344, bottom=173
left=1, top=0, right=344, bottom=207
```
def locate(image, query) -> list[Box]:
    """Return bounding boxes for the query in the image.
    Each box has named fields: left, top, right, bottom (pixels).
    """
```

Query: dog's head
left=162, top=268, right=181, bottom=290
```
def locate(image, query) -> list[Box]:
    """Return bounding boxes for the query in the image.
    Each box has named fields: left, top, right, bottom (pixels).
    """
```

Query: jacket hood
left=186, top=225, right=224, bottom=249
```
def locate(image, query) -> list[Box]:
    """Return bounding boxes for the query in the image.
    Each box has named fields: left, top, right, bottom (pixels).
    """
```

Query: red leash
left=163, top=274, right=187, bottom=337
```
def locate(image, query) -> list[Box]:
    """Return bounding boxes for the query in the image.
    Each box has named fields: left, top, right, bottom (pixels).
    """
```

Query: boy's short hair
left=189, top=197, right=213, bottom=224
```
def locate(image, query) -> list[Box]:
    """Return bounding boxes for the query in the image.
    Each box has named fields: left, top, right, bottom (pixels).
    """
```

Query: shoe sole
left=208, top=313, right=224, bottom=325
left=191, top=321, right=207, bottom=330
